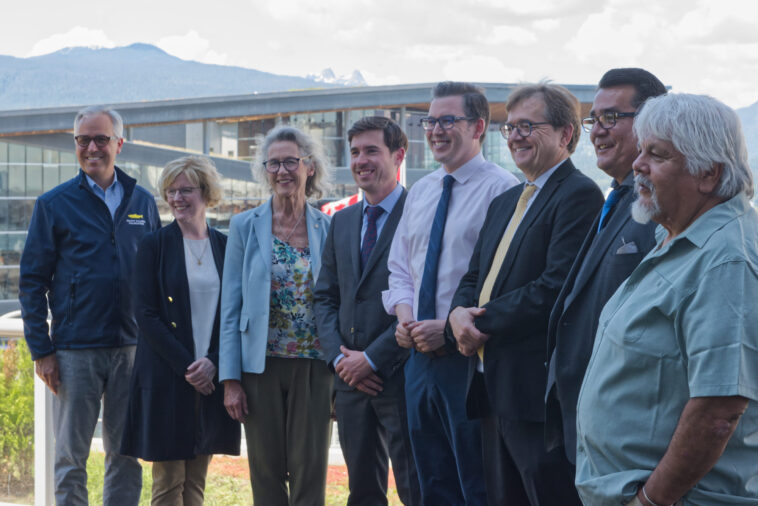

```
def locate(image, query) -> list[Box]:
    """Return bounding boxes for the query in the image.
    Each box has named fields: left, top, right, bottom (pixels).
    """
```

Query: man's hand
left=336, top=346, right=376, bottom=387
left=449, top=306, right=490, bottom=356
left=185, top=358, right=216, bottom=395
left=354, top=374, right=384, bottom=396
left=223, top=379, right=248, bottom=422
left=35, top=354, right=61, bottom=395
left=410, top=319, right=446, bottom=353
left=396, top=320, right=417, bottom=348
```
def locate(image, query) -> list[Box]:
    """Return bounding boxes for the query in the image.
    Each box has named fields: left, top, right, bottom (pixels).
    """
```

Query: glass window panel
left=0, top=165, right=7, bottom=198
left=0, top=201, right=8, bottom=230
left=26, top=165, right=42, bottom=197
left=8, top=166, right=25, bottom=197
left=43, top=165, right=60, bottom=192
left=0, top=141, right=7, bottom=163
left=43, top=149, right=59, bottom=164
left=0, top=268, right=20, bottom=300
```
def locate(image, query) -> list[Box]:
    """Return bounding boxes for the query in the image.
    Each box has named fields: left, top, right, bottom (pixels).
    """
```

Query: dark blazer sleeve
left=134, top=232, right=195, bottom=377
left=314, top=215, right=344, bottom=368
left=475, top=178, right=603, bottom=339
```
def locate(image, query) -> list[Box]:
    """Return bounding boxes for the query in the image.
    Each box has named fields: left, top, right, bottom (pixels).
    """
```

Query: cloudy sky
left=4, top=0, right=757, bottom=108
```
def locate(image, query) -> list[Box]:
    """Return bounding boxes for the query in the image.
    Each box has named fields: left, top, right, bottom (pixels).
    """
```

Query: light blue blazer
left=219, top=198, right=331, bottom=381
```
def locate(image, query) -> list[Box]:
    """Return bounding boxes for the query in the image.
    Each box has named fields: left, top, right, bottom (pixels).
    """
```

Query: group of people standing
left=19, top=66, right=758, bottom=506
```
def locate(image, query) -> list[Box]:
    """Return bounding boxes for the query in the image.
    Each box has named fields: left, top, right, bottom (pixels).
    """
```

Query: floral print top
left=267, top=236, right=322, bottom=359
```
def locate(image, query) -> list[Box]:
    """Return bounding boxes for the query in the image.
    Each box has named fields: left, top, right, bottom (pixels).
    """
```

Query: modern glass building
left=0, top=82, right=600, bottom=308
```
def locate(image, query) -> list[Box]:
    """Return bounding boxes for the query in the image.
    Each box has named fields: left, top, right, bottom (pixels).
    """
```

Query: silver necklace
left=186, top=238, right=209, bottom=265
left=282, top=211, right=305, bottom=243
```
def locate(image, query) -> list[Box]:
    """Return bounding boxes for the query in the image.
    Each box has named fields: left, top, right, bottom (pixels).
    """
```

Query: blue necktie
left=597, top=186, right=628, bottom=232
left=417, top=174, right=454, bottom=320
left=360, top=206, right=384, bottom=271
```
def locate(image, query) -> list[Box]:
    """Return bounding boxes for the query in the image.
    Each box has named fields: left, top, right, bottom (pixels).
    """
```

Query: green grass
left=85, top=452, right=401, bottom=505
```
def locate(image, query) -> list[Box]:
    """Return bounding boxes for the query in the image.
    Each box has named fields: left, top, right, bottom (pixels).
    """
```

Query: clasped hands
left=448, top=306, right=490, bottom=356
left=336, top=345, right=383, bottom=396
left=394, top=318, right=446, bottom=353
left=185, top=357, right=216, bottom=395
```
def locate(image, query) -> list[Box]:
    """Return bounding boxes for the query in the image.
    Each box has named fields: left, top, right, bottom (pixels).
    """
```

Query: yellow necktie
left=477, top=184, right=537, bottom=361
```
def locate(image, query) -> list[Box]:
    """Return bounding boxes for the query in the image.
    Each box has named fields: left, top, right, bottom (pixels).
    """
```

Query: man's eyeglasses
left=74, top=135, right=119, bottom=148
left=420, top=115, right=475, bottom=131
left=500, top=121, right=551, bottom=139
left=166, top=187, right=199, bottom=198
left=263, top=157, right=307, bottom=173
left=581, top=111, right=637, bottom=133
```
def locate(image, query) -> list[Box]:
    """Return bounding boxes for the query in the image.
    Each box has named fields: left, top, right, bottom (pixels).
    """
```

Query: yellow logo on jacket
left=126, top=213, right=146, bottom=226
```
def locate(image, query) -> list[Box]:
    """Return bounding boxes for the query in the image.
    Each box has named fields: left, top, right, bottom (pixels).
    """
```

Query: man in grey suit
left=315, top=116, right=420, bottom=505
left=544, top=68, right=667, bottom=467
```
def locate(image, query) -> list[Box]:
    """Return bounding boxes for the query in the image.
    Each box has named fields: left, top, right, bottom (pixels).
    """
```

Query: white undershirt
left=183, top=237, right=220, bottom=360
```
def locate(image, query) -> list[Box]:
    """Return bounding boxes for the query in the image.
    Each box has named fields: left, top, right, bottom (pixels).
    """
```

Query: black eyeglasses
left=419, top=115, right=475, bottom=131
left=581, top=111, right=637, bottom=132
left=166, top=187, right=199, bottom=198
left=500, top=121, right=551, bottom=139
left=263, top=156, right=307, bottom=173
left=74, top=135, right=119, bottom=148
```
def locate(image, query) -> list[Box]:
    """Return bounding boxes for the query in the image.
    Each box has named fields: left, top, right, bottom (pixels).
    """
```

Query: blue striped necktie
left=417, top=174, right=454, bottom=320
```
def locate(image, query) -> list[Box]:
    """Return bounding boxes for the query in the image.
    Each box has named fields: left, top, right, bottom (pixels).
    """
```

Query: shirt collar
left=655, top=194, right=751, bottom=250
left=363, top=182, right=403, bottom=215
left=442, top=152, right=485, bottom=185
left=528, top=158, right=565, bottom=189
left=85, top=170, right=119, bottom=193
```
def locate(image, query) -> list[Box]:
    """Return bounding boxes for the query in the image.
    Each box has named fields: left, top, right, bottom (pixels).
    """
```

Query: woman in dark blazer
left=121, top=155, right=239, bottom=506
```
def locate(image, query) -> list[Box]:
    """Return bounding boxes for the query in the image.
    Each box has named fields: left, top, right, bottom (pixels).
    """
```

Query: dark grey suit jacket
left=545, top=173, right=657, bottom=463
left=314, top=189, right=409, bottom=392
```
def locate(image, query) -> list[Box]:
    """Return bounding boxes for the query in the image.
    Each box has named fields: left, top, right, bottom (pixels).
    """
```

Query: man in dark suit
left=314, top=116, right=420, bottom=506
left=448, top=83, right=603, bottom=505
left=544, top=69, right=667, bottom=470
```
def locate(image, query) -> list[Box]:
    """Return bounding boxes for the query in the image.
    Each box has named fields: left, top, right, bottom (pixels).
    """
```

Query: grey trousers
left=241, top=357, right=333, bottom=506
left=54, top=347, right=142, bottom=505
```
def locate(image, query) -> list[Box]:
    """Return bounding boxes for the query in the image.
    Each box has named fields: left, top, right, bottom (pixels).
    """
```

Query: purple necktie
left=361, top=206, right=384, bottom=271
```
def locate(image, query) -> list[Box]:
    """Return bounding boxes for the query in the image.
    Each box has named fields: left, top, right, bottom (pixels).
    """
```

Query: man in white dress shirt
left=383, top=81, right=518, bottom=505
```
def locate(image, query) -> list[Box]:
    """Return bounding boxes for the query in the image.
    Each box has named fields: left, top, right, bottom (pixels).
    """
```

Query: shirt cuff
left=382, top=289, right=413, bottom=316
left=363, top=352, right=378, bottom=372
left=333, top=353, right=344, bottom=369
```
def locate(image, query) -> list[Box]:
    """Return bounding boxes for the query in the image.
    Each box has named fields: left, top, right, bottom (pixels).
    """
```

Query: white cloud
left=27, top=27, right=115, bottom=57
left=155, top=30, right=231, bottom=66
left=486, top=25, right=538, bottom=45
left=443, top=55, right=524, bottom=82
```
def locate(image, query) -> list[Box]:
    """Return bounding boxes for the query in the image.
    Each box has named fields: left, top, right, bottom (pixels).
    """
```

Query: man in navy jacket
left=19, top=105, right=160, bottom=505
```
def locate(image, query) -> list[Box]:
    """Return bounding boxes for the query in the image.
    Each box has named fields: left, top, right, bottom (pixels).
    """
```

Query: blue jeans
left=53, top=347, right=142, bottom=505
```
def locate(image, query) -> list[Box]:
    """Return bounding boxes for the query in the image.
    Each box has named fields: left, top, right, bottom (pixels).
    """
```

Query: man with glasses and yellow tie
left=447, top=82, right=602, bottom=505
left=19, top=105, right=160, bottom=504
left=383, top=81, right=518, bottom=505
left=544, top=69, right=666, bottom=481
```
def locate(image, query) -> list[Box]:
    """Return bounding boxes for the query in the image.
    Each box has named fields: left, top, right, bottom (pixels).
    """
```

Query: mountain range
left=0, top=43, right=364, bottom=110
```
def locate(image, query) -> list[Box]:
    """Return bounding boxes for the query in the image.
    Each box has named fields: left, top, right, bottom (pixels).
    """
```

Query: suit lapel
left=347, top=204, right=363, bottom=284
left=360, top=190, right=407, bottom=284
left=252, top=199, right=272, bottom=265
left=566, top=189, right=634, bottom=308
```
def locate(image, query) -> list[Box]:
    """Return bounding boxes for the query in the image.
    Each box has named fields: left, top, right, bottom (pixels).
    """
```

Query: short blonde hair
left=159, top=155, right=223, bottom=207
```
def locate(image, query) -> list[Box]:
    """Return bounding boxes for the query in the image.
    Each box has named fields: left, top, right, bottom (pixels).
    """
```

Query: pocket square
left=616, top=241, right=639, bottom=254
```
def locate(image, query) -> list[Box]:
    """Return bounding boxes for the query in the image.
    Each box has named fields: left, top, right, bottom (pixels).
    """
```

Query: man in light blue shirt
left=576, top=93, right=758, bottom=506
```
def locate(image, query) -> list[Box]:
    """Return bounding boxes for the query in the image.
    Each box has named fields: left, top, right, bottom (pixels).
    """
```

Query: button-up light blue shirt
left=85, top=171, right=123, bottom=219
left=360, top=182, right=404, bottom=243
left=576, top=194, right=758, bottom=505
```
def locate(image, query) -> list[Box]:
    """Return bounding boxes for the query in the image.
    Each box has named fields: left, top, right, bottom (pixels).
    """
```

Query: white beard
left=632, top=175, right=661, bottom=224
